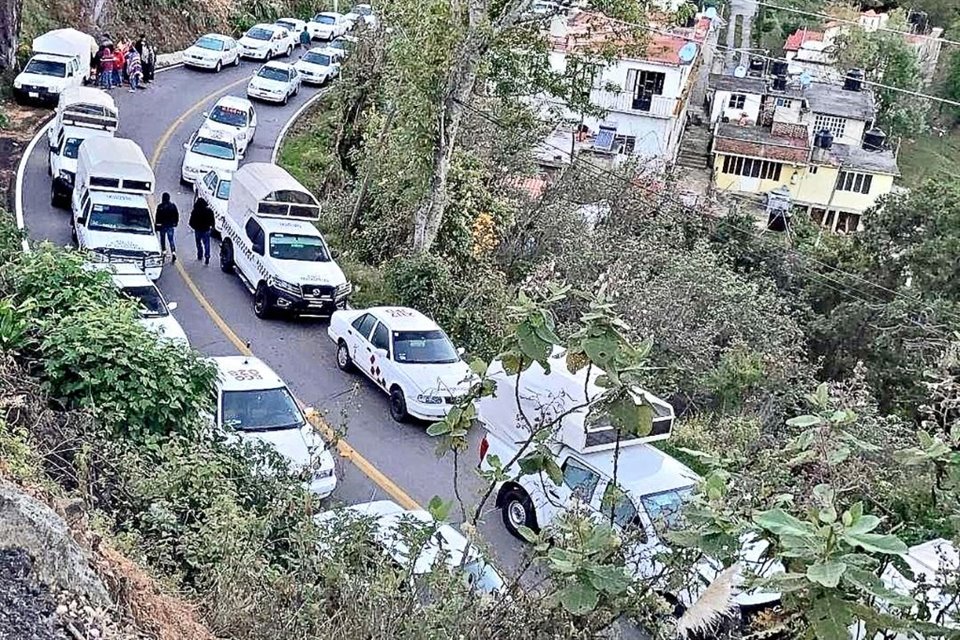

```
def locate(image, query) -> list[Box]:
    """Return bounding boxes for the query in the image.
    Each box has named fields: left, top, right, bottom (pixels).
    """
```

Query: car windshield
left=191, top=137, right=236, bottom=160
left=269, top=233, right=330, bottom=261
left=196, top=36, right=224, bottom=51
left=354, top=5, right=372, bottom=14
left=462, top=558, right=505, bottom=595
left=601, top=483, right=642, bottom=530
left=392, top=330, right=459, bottom=364
left=25, top=59, right=66, bottom=77
left=246, top=27, right=273, bottom=41
left=216, top=180, right=231, bottom=200
left=302, top=52, right=332, bottom=66
left=640, top=488, right=693, bottom=535
left=314, top=14, right=336, bottom=24
left=276, top=20, right=298, bottom=30
left=221, top=388, right=304, bottom=432
left=63, top=138, right=84, bottom=159
left=257, top=66, right=290, bottom=82
left=208, top=105, right=247, bottom=127
left=329, top=39, right=350, bottom=51
left=122, top=285, right=168, bottom=318
left=87, top=204, right=153, bottom=234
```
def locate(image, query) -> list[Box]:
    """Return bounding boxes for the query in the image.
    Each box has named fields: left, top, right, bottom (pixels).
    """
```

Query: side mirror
left=202, top=111, right=209, bottom=117
left=183, top=142, right=189, bottom=149
left=49, top=143, right=58, bottom=152
left=237, top=152, right=244, bottom=160
left=330, top=249, right=339, bottom=259
left=374, top=348, right=388, bottom=359
left=457, top=346, right=465, bottom=357
left=77, top=216, right=87, bottom=226
left=167, top=301, right=179, bottom=311
left=252, top=242, right=264, bottom=255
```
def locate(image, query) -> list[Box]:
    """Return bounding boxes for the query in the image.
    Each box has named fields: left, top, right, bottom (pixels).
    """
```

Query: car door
left=536, top=455, right=603, bottom=527
left=367, top=321, right=392, bottom=389
left=289, top=68, right=300, bottom=93
left=49, top=129, right=64, bottom=174
left=248, top=106, right=257, bottom=140
left=347, top=313, right=378, bottom=373
left=75, top=193, right=93, bottom=248
left=240, top=217, right=265, bottom=285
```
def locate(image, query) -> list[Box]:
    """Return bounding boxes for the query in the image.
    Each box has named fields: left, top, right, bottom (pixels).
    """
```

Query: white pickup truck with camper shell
left=14, top=29, right=96, bottom=105
left=477, top=347, right=781, bottom=615
left=71, top=137, right=163, bottom=280
left=217, top=163, right=351, bottom=318
left=48, top=87, right=118, bottom=207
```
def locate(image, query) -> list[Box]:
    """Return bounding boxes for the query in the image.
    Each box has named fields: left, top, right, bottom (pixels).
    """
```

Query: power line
left=741, top=0, right=960, bottom=49
left=575, top=11, right=960, bottom=109
left=458, top=98, right=960, bottom=335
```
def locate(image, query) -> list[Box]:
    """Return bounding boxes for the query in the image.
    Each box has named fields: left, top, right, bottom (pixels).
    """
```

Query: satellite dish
left=799, top=71, right=812, bottom=87
left=704, top=6, right=718, bottom=20
left=734, top=65, right=747, bottom=78
left=678, top=42, right=697, bottom=64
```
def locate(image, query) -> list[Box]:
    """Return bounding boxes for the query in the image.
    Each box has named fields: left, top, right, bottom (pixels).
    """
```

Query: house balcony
left=591, top=90, right=679, bottom=118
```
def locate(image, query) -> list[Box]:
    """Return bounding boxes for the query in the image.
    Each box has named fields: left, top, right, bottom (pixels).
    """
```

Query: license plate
left=28, top=92, right=38, bottom=98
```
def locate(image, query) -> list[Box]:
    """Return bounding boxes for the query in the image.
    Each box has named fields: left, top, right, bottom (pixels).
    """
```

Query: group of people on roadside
left=155, top=193, right=216, bottom=265
left=95, top=34, right=156, bottom=93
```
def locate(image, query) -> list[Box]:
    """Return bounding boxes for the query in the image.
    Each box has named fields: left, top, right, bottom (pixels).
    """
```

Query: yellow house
left=794, top=142, right=899, bottom=233
left=712, top=120, right=811, bottom=197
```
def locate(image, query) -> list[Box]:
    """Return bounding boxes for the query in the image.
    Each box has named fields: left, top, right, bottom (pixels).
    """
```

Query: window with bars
left=721, top=155, right=783, bottom=181
left=614, top=134, right=636, bottom=155
left=728, top=93, right=746, bottom=109
left=836, top=170, right=873, bottom=194
left=625, top=69, right=665, bottom=112
left=775, top=97, right=793, bottom=107
left=813, top=114, right=847, bottom=139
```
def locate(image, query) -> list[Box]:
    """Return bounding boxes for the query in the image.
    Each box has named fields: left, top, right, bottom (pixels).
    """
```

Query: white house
left=534, top=12, right=714, bottom=168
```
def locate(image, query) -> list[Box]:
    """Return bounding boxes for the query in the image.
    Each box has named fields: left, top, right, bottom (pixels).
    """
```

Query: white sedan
left=238, top=24, right=295, bottom=60
left=307, top=12, right=350, bottom=40
left=246, top=61, right=301, bottom=104
left=200, top=95, right=257, bottom=154
left=344, top=4, right=378, bottom=28
left=275, top=18, right=308, bottom=39
left=93, top=264, right=189, bottom=344
left=213, top=356, right=337, bottom=498
left=194, top=169, right=231, bottom=225
left=180, top=130, right=240, bottom=184
left=294, top=47, right=343, bottom=85
left=328, top=306, right=472, bottom=422
left=183, top=33, right=241, bottom=71
left=315, top=500, right=505, bottom=595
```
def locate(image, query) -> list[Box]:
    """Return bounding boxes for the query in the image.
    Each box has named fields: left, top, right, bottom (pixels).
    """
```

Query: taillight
left=479, top=434, right=489, bottom=463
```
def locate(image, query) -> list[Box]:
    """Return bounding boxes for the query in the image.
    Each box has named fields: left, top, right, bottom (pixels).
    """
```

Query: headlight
left=58, top=170, right=74, bottom=185
left=144, top=253, right=163, bottom=268
left=13, top=81, right=22, bottom=89
left=268, top=277, right=300, bottom=296
left=335, top=282, right=352, bottom=296
left=89, top=250, right=110, bottom=263
left=417, top=394, right=443, bottom=404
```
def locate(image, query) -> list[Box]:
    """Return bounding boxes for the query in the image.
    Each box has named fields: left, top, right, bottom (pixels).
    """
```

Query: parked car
left=344, top=4, right=378, bottom=28
left=14, top=29, right=95, bottom=105
left=180, top=129, right=240, bottom=185
left=246, top=61, right=301, bottom=104
left=182, top=33, right=241, bottom=71
left=212, top=355, right=337, bottom=498
left=293, top=47, right=343, bottom=85
left=307, top=12, right=350, bottom=40
left=199, top=95, right=257, bottom=154
left=275, top=17, right=308, bottom=38
left=326, top=35, right=357, bottom=57
left=194, top=169, right=231, bottom=223
left=96, top=263, right=189, bottom=344
left=328, top=306, right=472, bottom=422
left=238, top=24, right=295, bottom=60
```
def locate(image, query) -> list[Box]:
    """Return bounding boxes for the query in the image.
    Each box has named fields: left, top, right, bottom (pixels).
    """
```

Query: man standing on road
left=299, top=26, right=311, bottom=53
left=155, top=192, right=179, bottom=263
left=189, top=197, right=215, bottom=265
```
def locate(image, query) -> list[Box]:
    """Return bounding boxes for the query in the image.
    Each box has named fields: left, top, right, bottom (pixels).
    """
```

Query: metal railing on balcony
left=591, top=90, right=678, bottom=117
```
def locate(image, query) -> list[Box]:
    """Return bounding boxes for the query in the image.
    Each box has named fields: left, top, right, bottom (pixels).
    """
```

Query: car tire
left=282, top=92, right=289, bottom=106
left=293, top=83, right=300, bottom=97
left=233, top=54, right=241, bottom=67
left=501, top=488, right=539, bottom=540
left=219, top=239, right=234, bottom=273
left=50, top=184, right=62, bottom=208
left=336, top=340, right=354, bottom=372
left=254, top=282, right=274, bottom=319
left=389, top=387, right=409, bottom=423
left=215, top=60, right=222, bottom=73
left=285, top=45, right=293, bottom=57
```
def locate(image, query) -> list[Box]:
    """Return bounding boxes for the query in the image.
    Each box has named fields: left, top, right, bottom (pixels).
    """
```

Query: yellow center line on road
left=149, top=77, right=422, bottom=511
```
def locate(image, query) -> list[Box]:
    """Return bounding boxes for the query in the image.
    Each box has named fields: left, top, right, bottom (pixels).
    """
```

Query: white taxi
left=183, top=33, right=241, bottom=71
left=238, top=24, right=295, bottom=60
left=246, top=61, right=301, bottom=104
left=294, top=47, right=343, bottom=85
left=275, top=18, right=308, bottom=38
left=200, top=96, right=257, bottom=154
left=328, top=307, right=473, bottom=422
left=307, top=12, right=350, bottom=40
left=194, top=169, right=231, bottom=222
left=180, top=129, right=240, bottom=185
left=212, top=356, right=337, bottom=498
left=90, top=263, right=189, bottom=344
left=344, top=4, right=378, bottom=28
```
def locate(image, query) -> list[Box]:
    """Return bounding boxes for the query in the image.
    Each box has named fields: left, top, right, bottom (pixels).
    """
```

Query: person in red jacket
left=98, top=46, right=114, bottom=89
left=113, top=44, right=125, bottom=86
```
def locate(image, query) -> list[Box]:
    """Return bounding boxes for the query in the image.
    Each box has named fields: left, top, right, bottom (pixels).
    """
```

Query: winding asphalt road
left=19, top=59, right=520, bottom=570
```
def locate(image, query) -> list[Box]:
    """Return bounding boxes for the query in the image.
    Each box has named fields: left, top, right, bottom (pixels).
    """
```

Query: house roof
left=810, top=141, right=900, bottom=176
left=709, top=73, right=766, bottom=94
left=784, top=28, right=823, bottom=51
left=550, top=12, right=711, bottom=65
left=714, top=122, right=810, bottom=163
left=804, top=81, right=876, bottom=120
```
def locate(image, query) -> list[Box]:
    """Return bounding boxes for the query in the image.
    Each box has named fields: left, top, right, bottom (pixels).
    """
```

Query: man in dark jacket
left=189, top=197, right=215, bottom=265
left=155, top=192, right=179, bottom=262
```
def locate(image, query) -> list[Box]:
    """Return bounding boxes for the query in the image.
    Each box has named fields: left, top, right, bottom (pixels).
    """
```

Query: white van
left=71, top=138, right=163, bottom=280
left=48, top=88, right=118, bottom=207
left=14, top=29, right=96, bottom=105
left=218, top=163, right=350, bottom=318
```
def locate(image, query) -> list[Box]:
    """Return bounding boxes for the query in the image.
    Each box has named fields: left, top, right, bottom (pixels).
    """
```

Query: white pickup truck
left=14, top=29, right=96, bottom=105
left=48, top=87, right=118, bottom=207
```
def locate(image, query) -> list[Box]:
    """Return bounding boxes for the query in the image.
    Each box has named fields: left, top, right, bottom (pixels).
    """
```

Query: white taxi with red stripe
left=327, top=307, right=473, bottom=422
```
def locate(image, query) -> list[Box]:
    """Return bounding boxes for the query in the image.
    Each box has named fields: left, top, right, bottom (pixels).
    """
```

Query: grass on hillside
left=897, top=127, right=960, bottom=188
